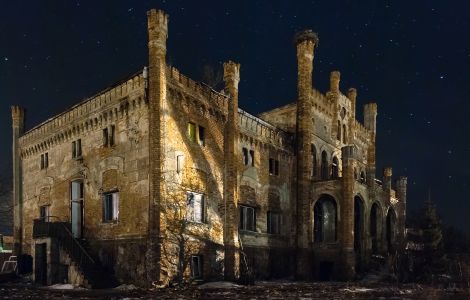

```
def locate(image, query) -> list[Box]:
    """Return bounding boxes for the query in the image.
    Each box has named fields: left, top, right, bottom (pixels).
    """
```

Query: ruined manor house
left=10, top=9, right=406, bottom=287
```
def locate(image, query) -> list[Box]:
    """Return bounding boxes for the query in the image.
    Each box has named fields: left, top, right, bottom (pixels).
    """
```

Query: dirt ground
left=0, top=281, right=469, bottom=299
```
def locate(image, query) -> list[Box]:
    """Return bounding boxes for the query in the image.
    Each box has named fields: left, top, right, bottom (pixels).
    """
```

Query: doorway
left=71, top=180, right=84, bottom=238
left=35, top=243, right=47, bottom=285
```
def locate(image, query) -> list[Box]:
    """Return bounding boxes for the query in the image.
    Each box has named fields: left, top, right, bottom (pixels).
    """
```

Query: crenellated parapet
left=166, top=66, right=228, bottom=117
left=19, top=71, right=146, bottom=158
left=238, top=109, right=293, bottom=152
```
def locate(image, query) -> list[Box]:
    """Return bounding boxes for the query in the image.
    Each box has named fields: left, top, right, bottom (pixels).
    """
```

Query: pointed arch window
left=321, top=151, right=329, bottom=180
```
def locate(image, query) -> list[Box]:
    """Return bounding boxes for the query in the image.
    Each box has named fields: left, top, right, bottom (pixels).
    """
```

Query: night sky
left=1, top=1, right=469, bottom=232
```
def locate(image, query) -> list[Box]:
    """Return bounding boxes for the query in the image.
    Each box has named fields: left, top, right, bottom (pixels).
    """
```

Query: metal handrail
left=33, top=217, right=95, bottom=265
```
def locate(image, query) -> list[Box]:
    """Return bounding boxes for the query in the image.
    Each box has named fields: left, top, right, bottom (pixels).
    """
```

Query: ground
left=0, top=281, right=468, bottom=299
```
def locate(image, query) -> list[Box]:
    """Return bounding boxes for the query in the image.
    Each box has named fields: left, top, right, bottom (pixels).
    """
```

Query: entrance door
left=71, top=181, right=84, bottom=238
left=35, top=243, right=47, bottom=285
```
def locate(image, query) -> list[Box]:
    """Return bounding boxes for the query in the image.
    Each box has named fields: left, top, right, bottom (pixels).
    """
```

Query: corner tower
left=223, top=61, right=241, bottom=281
left=146, top=8, right=168, bottom=286
left=11, top=106, right=24, bottom=255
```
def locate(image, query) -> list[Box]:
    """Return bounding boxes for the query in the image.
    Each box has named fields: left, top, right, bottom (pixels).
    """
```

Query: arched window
left=386, top=208, right=397, bottom=254
left=321, top=151, right=329, bottom=180
left=360, top=171, right=366, bottom=183
left=342, top=124, right=347, bottom=144
left=311, top=144, right=317, bottom=177
left=331, top=156, right=339, bottom=179
left=370, top=203, right=382, bottom=254
left=336, top=120, right=341, bottom=141
left=314, top=195, right=337, bottom=243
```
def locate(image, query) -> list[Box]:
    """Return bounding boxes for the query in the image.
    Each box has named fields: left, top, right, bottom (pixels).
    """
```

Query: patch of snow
left=47, top=283, right=84, bottom=290
left=342, top=287, right=374, bottom=293
left=115, top=284, right=138, bottom=291
left=197, top=281, right=242, bottom=289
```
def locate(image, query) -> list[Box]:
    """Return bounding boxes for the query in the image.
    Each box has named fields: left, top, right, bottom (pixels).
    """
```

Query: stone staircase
left=33, top=219, right=119, bottom=288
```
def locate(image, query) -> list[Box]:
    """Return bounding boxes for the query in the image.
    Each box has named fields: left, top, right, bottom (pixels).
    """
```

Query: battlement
left=166, top=65, right=229, bottom=114
left=239, top=108, right=293, bottom=151
left=147, top=9, right=168, bottom=27
left=311, top=88, right=334, bottom=118
left=19, top=70, right=145, bottom=156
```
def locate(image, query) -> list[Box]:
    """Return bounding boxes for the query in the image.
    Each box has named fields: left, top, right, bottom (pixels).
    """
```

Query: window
left=311, top=144, right=317, bottom=177
left=102, top=192, right=119, bottom=222
left=267, top=211, right=281, bottom=234
left=249, top=150, right=255, bottom=167
left=242, top=147, right=249, bottom=165
left=39, top=205, right=50, bottom=222
left=337, top=120, right=341, bottom=141
left=190, top=255, right=203, bottom=278
left=186, top=192, right=204, bottom=223
left=314, top=195, right=337, bottom=243
left=321, top=151, right=328, bottom=180
left=40, top=153, right=49, bottom=169
left=360, top=171, right=366, bottom=183
left=269, top=158, right=279, bottom=176
left=198, top=125, right=205, bottom=146
left=71, top=181, right=84, bottom=202
left=176, top=155, right=184, bottom=174
left=240, top=205, right=256, bottom=231
left=103, top=128, right=109, bottom=146
left=187, top=122, right=196, bottom=142
left=110, top=125, right=115, bottom=146
left=72, top=139, right=82, bottom=159
left=331, top=156, right=339, bottom=179
left=342, top=124, right=347, bottom=144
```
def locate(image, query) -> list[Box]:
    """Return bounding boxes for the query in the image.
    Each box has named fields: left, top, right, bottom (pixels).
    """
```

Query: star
left=439, top=75, right=445, bottom=79
left=3, top=57, right=8, bottom=61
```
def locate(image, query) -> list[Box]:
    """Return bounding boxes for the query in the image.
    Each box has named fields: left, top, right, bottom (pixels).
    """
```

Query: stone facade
left=11, top=9, right=406, bottom=286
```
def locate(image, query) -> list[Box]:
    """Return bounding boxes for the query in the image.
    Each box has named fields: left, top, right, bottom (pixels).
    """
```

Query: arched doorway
left=354, top=196, right=364, bottom=270
left=386, top=208, right=397, bottom=254
left=370, top=203, right=382, bottom=254
left=313, top=194, right=337, bottom=243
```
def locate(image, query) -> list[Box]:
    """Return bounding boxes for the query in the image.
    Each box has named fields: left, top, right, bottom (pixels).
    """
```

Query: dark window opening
left=103, top=128, right=109, bottom=147
left=242, top=148, right=249, bottom=165
left=360, top=171, right=366, bottom=183
left=311, top=144, right=317, bottom=177
left=331, top=156, right=339, bottom=179
left=321, top=151, right=329, bottom=180
left=342, top=124, right=347, bottom=144
left=314, top=195, right=337, bottom=243
left=198, top=125, right=205, bottom=146
left=102, top=192, right=119, bottom=222
left=267, top=211, right=281, bottom=234
left=190, top=255, right=203, bottom=278
left=40, top=153, right=49, bottom=170
left=240, top=205, right=256, bottom=231
left=39, top=205, right=50, bottom=222
left=249, top=150, right=255, bottom=167
left=337, top=120, right=341, bottom=141
left=72, top=139, right=82, bottom=159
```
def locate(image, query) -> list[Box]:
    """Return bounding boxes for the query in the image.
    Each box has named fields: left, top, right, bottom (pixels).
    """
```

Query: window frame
left=186, top=191, right=205, bottom=223
left=102, top=191, right=119, bottom=223
left=267, top=211, right=281, bottom=234
left=239, top=205, right=256, bottom=232
left=187, top=122, right=197, bottom=143
left=190, top=255, right=203, bottom=278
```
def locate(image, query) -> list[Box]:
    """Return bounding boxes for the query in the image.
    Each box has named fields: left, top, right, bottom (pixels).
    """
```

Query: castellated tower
left=146, top=8, right=168, bottom=286
left=223, top=61, right=241, bottom=280
left=364, top=103, right=378, bottom=187
left=294, top=29, right=319, bottom=278
left=11, top=106, right=24, bottom=256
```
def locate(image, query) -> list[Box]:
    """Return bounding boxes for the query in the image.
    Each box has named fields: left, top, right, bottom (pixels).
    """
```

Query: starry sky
left=1, top=1, right=469, bottom=232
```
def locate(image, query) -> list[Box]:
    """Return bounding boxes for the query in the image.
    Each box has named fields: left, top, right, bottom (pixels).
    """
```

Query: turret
left=146, top=8, right=168, bottom=286
left=364, top=103, right=377, bottom=134
left=294, top=29, right=319, bottom=278
left=330, top=71, right=341, bottom=93
left=347, top=88, right=357, bottom=121
left=11, top=106, right=24, bottom=255
left=383, top=167, right=392, bottom=192
left=223, top=60, right=241, bottom=281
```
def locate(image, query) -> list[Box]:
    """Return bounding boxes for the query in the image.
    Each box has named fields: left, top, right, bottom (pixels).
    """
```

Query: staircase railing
left=33, top=218, right=95, bottom=268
